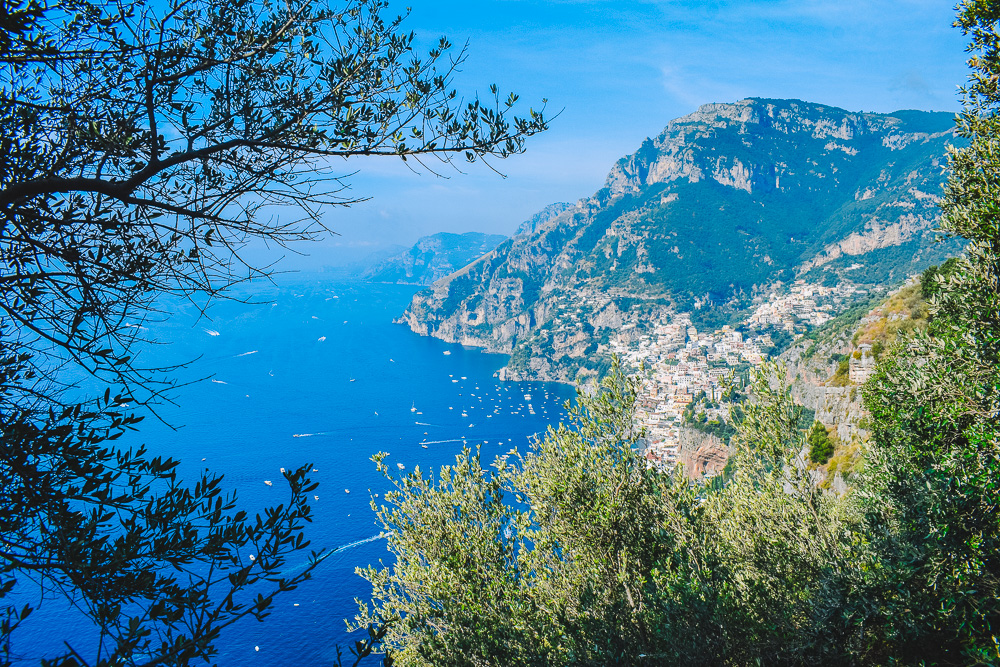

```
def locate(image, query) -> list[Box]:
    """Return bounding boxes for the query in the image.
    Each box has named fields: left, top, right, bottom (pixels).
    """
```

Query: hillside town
left=610, top=280, right=872, bottom=471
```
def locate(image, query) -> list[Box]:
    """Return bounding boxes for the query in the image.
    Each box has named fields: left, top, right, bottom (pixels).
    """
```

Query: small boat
left=397, top=463, right=405, bottom=470
left=350, top=378, right=356, bottom=382
left=443, top=350, right=451, bottom=356
left=410, top=402, right=417, bottom=413
left=264, top=480, right=273, bottom=487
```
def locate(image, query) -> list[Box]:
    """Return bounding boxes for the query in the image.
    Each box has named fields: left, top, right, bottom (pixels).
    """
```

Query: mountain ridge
left=399, top=98, right=966, bottom=383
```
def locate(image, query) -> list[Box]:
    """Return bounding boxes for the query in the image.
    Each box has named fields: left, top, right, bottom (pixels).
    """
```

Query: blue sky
left=302, top=0, right=970, bottom=268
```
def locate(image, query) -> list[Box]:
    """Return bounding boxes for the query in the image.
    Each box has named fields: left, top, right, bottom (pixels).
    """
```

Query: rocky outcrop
left=515, top=202, right=574, bottom=236
left=779, top=308, right=869, bottom=443
left=793, top=383, right=865, bottom=443
left=677, top=428, right=731, bottom=479
left=801, top=212, right=937, bottom=272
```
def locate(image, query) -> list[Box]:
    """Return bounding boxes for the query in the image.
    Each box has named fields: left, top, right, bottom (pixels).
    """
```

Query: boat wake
left=235, top=350, right=258, bottom=357
left=333, top=533, right=388, bottom=552
left=282, top=532, right=390, bottom=576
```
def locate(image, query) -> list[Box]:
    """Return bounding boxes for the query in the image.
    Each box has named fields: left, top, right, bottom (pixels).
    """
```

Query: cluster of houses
left=747, top=281, right=866, bottom=329
left=608, top=316, right=757, bottom=469
left=609, top=281, right=872, bottom=471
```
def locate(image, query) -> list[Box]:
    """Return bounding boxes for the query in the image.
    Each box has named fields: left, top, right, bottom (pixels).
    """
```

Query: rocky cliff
left=677, top=427, right=731, bottom=479
left=774, top=277, right=935, bottom=492
left=400, top=99, right=965, bottom=382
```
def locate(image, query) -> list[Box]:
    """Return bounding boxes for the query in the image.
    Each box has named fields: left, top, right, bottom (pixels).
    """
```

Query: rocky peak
left=603, top=98, right=953, bottom=198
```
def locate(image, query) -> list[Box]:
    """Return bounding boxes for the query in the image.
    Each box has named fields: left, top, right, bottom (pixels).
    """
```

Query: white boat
left=264, top=480, right=273, bottom=487
left=410, top=402, right=417, bottom=413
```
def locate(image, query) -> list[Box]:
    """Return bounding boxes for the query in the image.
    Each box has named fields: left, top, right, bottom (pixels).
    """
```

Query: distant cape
left=362, top=231, right=507, bottom=285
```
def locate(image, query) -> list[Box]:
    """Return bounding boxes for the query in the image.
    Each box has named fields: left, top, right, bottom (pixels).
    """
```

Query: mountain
left=362, top=232, right=507, bottom=285
left=514, top=202, right=573, bottom=236
left=399, top=98, right=966, bottom=382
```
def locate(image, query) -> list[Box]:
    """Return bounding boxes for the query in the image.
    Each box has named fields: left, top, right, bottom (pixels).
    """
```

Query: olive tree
left=2, top=0, right=547, bottom=404
left=854, top=1, right=1000, bottom=661
left=0, top=0, right=547, bottom=663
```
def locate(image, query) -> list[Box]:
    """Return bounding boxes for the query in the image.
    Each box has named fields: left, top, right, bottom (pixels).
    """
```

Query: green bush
left=807, top=420, right=835, bottom=464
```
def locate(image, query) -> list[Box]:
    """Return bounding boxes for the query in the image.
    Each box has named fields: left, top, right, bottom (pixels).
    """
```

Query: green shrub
left=807, top=420, right=835, bottom=465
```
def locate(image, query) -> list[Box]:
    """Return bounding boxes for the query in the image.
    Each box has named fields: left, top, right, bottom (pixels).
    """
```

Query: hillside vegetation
left=355, top=5, right=1000, bottom=664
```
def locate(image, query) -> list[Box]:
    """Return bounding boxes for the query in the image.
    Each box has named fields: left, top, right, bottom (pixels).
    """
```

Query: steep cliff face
left=677, top=427, right=731, bottom=479
left=780, top=278, right=930, bottom=437
left=363, top=232, right=506, bottom=285
left=400, top=98, right=964, bottom=382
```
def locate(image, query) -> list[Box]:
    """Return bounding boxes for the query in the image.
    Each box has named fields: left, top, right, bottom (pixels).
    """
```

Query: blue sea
left=18, top=276, right=575, bottom=665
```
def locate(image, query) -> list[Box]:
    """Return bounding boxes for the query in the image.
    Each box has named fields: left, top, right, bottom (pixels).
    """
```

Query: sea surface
left=20, top=276, right=576, bottom=665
